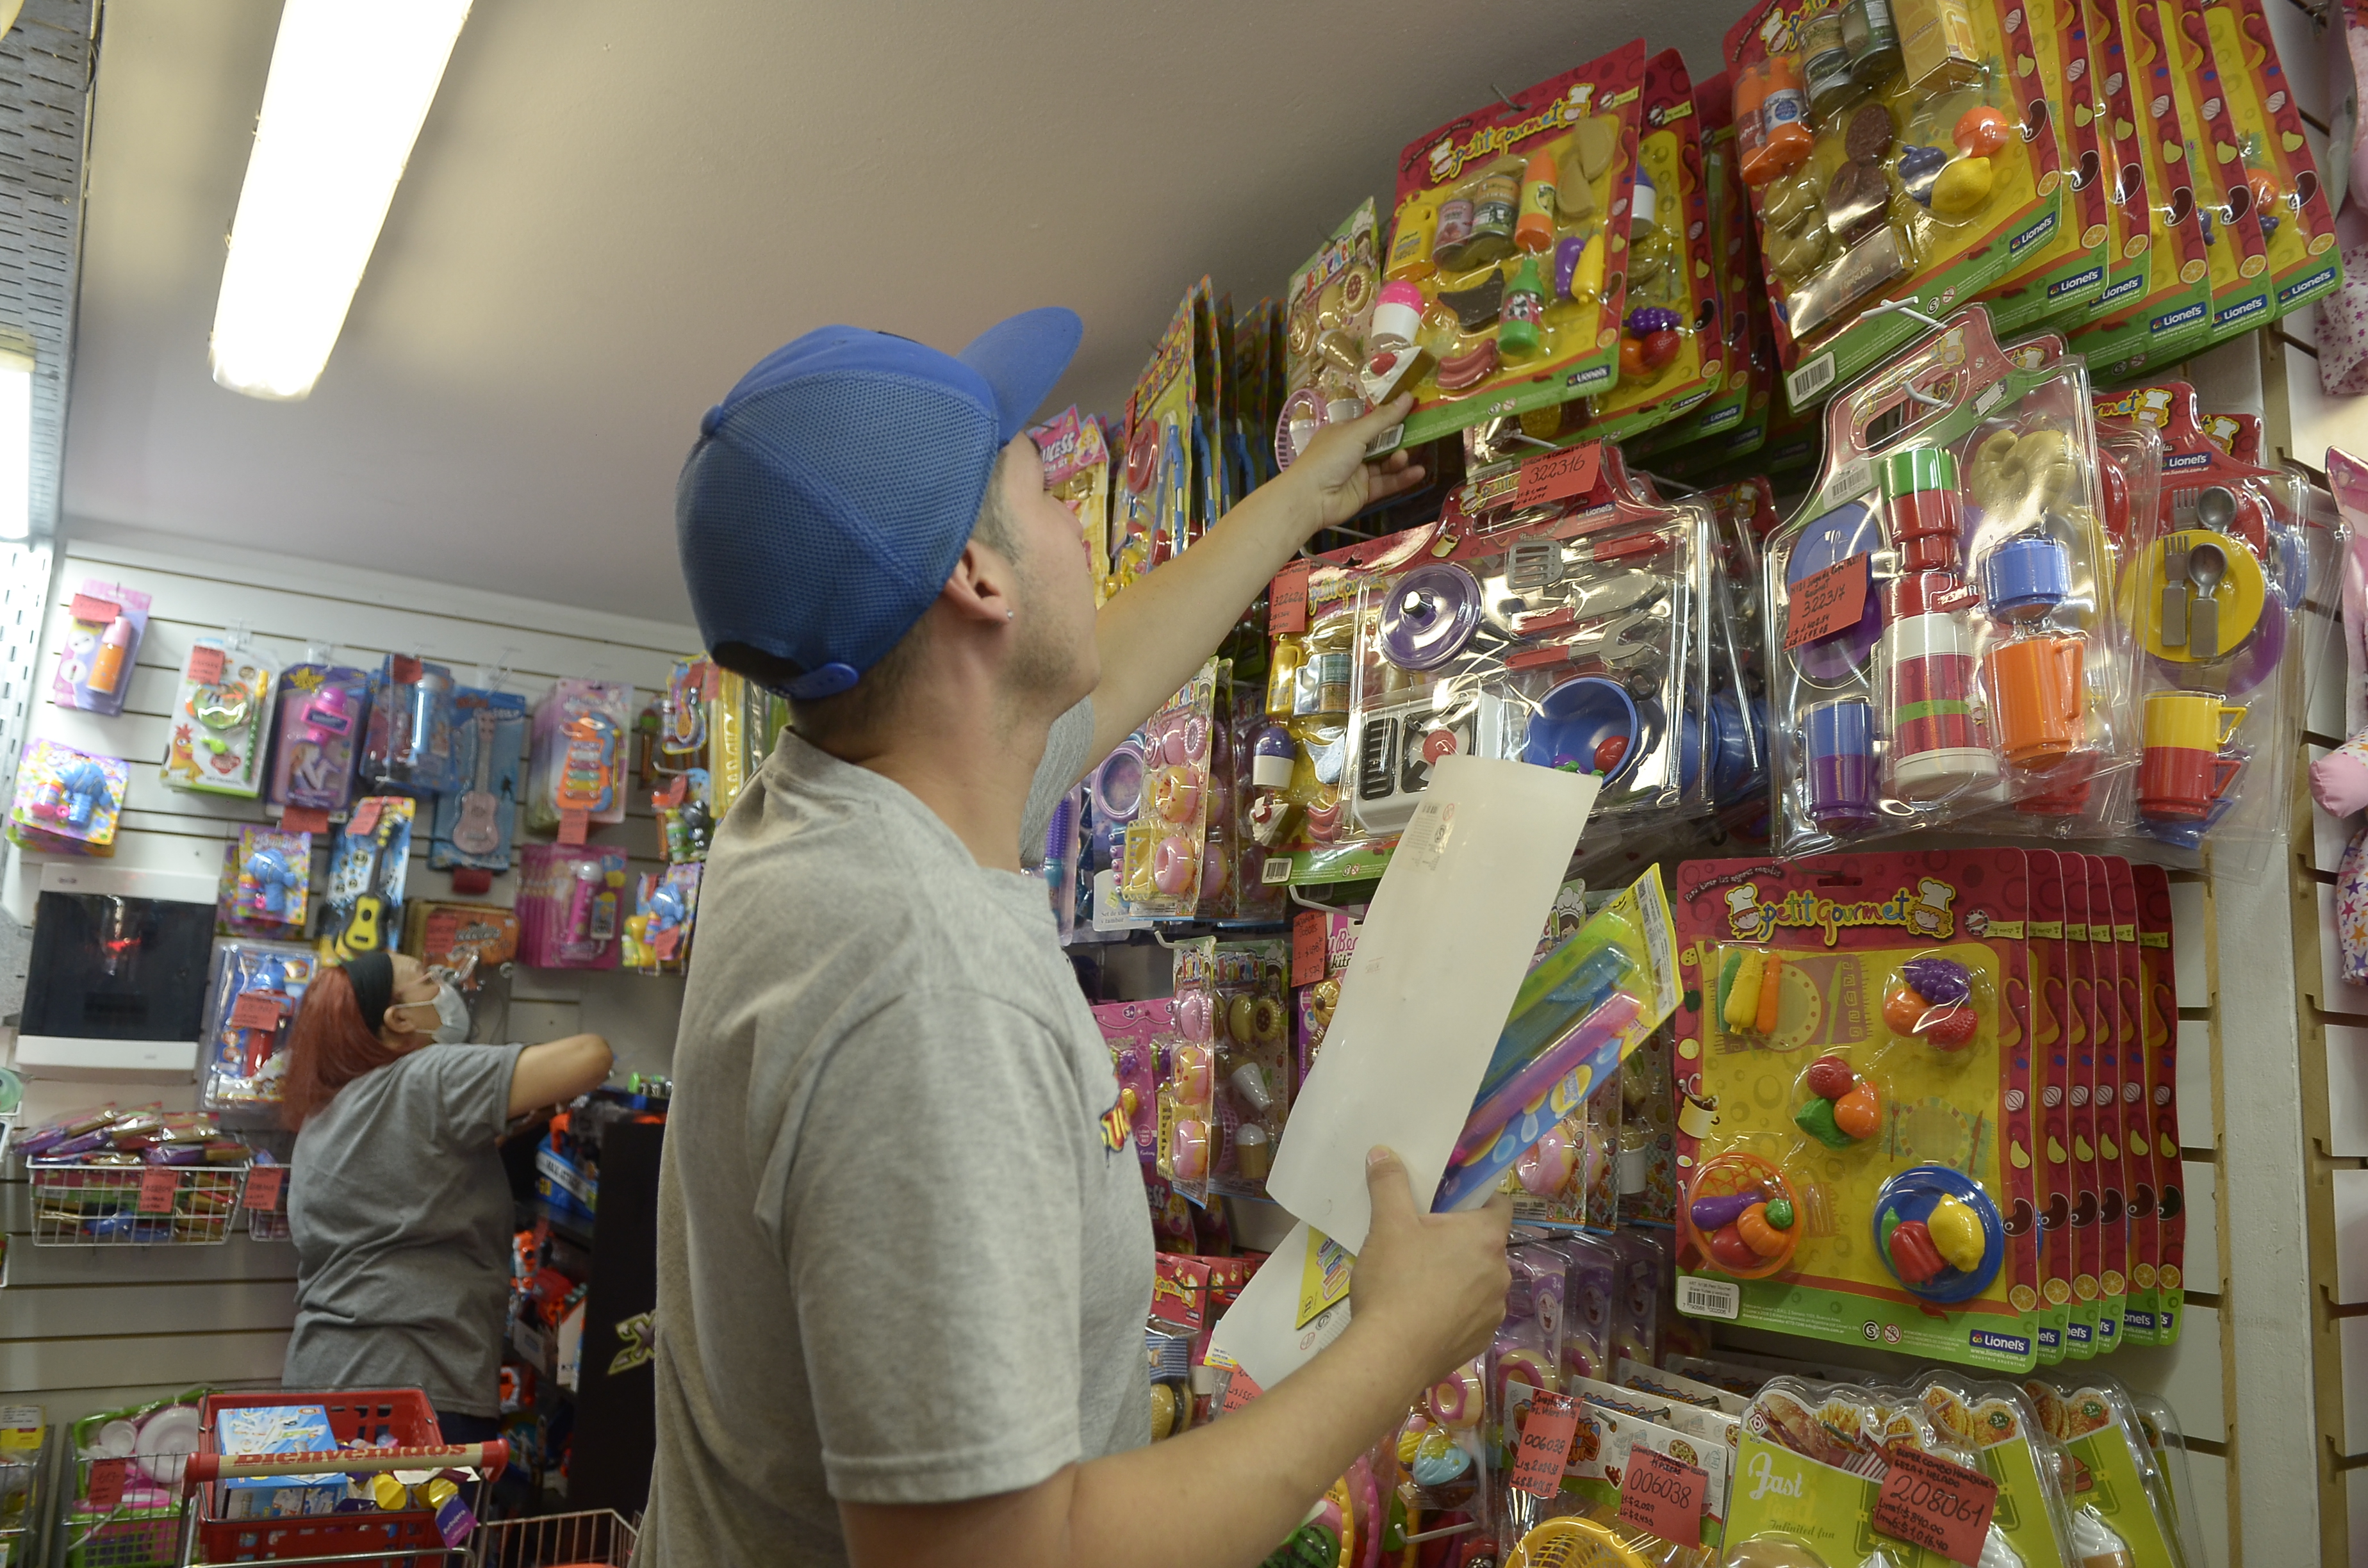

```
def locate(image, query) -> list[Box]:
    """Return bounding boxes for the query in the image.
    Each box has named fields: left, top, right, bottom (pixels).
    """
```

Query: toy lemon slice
left=1504, top=1515, right=1654, bottom=1568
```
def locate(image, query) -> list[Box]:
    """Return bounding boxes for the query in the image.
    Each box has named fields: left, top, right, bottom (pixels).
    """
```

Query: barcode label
left=1788, top=352, right=1838, bottom=404
left=1677, top=1275, right=1740, bottom=1320
left=1262, top=856, right=1294, bottom=886
left=1823, top=457, right=1873, bottom=508
left=1976, top=380, right=2009, bottom=415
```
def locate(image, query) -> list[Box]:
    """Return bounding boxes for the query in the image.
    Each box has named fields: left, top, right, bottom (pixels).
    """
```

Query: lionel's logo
left=2162, top=451, right=2214, bottom=472
left=1426, top=83, right=1594, bottom=183
left=2151, top=302, right=2206, bottom=332
left=1970, top=1328, right=2031, bottom=1357
left=2281, top=266, right=2339, bottom=304
left=1747, top=1450, right=1805, bottom=1501
left=1722, top=879, right=1959, bottom=947
left=2049, top=265, right=2104, bottom=299
left=2213, top=294, right=2266, bottom=329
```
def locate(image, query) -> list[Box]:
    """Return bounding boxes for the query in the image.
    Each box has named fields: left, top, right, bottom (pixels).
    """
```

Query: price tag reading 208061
left=1870, top=1446, right=1999, bottom=1566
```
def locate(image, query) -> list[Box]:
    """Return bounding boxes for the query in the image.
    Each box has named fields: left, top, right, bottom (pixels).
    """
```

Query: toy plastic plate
left=1786, top=501, right=1881, bottom=682
left=135, top=1403, right=202, bottom=1485
left=1871, top=1163, right=2005, bottom=1305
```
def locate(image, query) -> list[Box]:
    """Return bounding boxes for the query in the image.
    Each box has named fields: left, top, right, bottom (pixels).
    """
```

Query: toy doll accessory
left=676, top=309, right=1083, bottom=699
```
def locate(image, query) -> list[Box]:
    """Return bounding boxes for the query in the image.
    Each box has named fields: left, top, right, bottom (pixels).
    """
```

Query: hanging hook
left=1641, top=470, right=1701, bottom=495
left=1861, top=298, right=1951, bottom=333
left=1490, top=83, right=1524, bottom=112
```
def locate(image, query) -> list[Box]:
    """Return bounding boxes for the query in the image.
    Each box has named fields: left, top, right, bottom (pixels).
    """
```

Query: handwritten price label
left=1269, top=561, right=1311, bottom=636
left=557, top=809, right=589, bottom=846
left=1871, top=1446, right=1999, bottom=1565
left=186, top=644, right=226, bottom=685
left=86, top=1456, right=127, bottom=1510
left=136, top=1165, right=179, bottom=1215
left=1219, top=1368, right=1263, bottom=1416
left=68, top=593, right=120, bottom=625
left=1509, top=1391, right=1578, bottom=1499
left=1293, top=911, right=1327, bottom=988
left=244, top=1166, right=286, bottom=1211
left=281, top=804, right=330, bottom=835
left=229, top=990, right=284, bottom=1030
left=1512, top=443, right=1603, bottom=509
left=1782, top=553, right=1871, bottom=650
left=391, top=654, right=424, bottom=685
left=1618, top=1447, right=1707, bottom=1547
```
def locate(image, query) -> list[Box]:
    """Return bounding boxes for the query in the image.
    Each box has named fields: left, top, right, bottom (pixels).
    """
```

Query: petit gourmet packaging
left=1725, top=0, right=2072, bottom=411
left=1672, top=851, right=2041, bottom=1373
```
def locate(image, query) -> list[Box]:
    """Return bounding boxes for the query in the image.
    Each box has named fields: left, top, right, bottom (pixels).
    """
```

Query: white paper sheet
left=1203, top=1220, right=1356, bottom=1394
left=1264, top=755, right=1599, bottom=1254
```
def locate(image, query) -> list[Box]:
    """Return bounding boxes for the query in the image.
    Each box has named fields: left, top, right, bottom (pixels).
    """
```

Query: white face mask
left=406, top=980, right=472, bottom=1044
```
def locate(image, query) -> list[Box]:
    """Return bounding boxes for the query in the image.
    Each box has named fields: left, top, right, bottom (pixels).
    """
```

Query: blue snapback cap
left=675, top=307, right=1082, bottom=700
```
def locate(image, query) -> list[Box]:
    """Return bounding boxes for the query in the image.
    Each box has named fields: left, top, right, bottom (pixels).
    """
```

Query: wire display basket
left=0, top=1420, right=50, bottom=1568
left=29, top=1161, right=251, bottom=1246
left=466, top=1510, right=637, bottom=1567
left=63, top=1448, right=185, bottom=1568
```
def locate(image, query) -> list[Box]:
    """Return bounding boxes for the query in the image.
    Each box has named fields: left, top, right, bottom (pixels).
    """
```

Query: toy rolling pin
left=1450, top=990, right=1645, bottom=1168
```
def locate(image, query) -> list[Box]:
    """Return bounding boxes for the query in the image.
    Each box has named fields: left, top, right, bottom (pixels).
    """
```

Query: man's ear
left=938, top=537, right=1018, bottom=627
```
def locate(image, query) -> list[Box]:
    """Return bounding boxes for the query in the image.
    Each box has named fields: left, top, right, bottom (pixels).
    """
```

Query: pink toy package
left=518, top=842, right=627, bottom=968
left=1092, top=997, right=1176, bottom=1171
left=51, top=579, right=150, bottom=717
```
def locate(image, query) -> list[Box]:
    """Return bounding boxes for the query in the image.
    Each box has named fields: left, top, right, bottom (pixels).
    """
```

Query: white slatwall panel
left=2, top=522, right=699, bottom=1428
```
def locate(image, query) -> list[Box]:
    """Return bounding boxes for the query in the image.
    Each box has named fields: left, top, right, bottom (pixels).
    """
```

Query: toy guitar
left=336, top=810, right=402, bottom=959
left=450, top=710, right=502, bottom=856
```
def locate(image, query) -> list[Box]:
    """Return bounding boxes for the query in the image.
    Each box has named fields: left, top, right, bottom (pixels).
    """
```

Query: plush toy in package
left=161, top=636, right=277, bottom=799
left=1725, top=0, right=2073, bottom=412
left=1377, top=42, right=1647, bottom=448
left=51, top=580, right=149, bottom=716
left=1672, top=851, right=2040, bottom=1373
left=8, top=738, right=128, bottom=854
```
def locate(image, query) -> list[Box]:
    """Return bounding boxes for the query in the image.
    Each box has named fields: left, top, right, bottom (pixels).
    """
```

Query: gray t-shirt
left=284, top=1042, right=525, bottom=1417
left=635, top=699, right=1153, bottom=1566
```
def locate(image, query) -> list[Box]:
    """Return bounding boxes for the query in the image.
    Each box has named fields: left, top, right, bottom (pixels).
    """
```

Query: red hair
left=281, top=965, right=402, bottom=1130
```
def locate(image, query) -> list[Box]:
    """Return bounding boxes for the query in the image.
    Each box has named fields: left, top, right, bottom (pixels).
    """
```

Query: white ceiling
left=61, top=0, right=1731, bottom=622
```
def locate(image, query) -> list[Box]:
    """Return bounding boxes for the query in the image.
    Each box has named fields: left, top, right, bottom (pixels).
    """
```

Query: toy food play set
left=1376, top=44, right=1647, bottom=449
left=1725, top=0, right=2071, bottom=412
left=1275, top=201, right=1382, bottom=474
left=1114, top=659, right=1221, bottom=919
left=51, top=580, right=149, bottom=716
left=161, top=635, right=277, bottom=799
left=1974, top=0, right=2112, bottom=336
left=1028, top=405, right=1114, bottom=601
left=1764, top=306, right=2151, bottom=856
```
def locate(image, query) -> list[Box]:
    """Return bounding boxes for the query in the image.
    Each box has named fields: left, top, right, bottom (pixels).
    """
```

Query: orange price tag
left=86, top=1457, right=127, bottom=1510
left=229, top=991, right=284, bottom=1030
left=349, top=797, right=384, bottom=837
left=1509, top=1391, right=1578, bottom=1499
left=187, top=644, right=226, bottom=685
left=1269, top=560, right=1311, bottom=637
left=1292, top=911, right=1328, bottom=988
left=244, top=1166, right=286, bottom=1211
left=391, top=654, right=423, bottom=685
left=1782, top=554, right=1871, bottom=651
left=281, top=804, right=330, bottom=836
left=1219, top=1368, right=1263, bottom=1415
left=557, top=810, right=589, bottom=846
left=1618, top=1446, right=1707, bottom=1547
left=1871, top=1446, right=1999, bottom=1565
left=136, top=1165, right=178, bottom=1214
left=1512, top=443, right=1602, bottom=509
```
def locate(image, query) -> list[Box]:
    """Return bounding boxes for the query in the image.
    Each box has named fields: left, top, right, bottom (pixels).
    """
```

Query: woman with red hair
left=281, top=949, right=611, bottom=1444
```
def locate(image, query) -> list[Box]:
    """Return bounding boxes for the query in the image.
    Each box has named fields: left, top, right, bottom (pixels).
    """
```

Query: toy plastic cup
left=1980, top=535, right=2072, bottom=623
left=1880, top=448, right=1963, bottom=573
left=1984, top=633, right=2085, bottom=770
left=1521, top=677, right=1641, bottom=781
left=1804, top=698, right=1877, bottom=831
left=2139, top=691, right=2246, bottom=820
left=1882, top=573, right=1996, bottom=800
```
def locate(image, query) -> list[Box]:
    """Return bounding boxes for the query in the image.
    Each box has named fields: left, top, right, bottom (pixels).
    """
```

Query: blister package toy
left=1274, top=201, right=1381, bottom=471
left=1673, top=853, right=2039, bottom=1372
left=705, top=667, right=784, bottom=818
left=1116, top=660, right=1220, bottom=919
left=222, top=826, right=311, bottom=939
left=267, top=664, right=369, bottom=817
left=654, top=655, right=712, bottom=777
left=2025, top=851, right=2075, bottom=1361
left=1983, top=0, right=2114, bottom=334
left=621, top=862, right=702, bottom=974
left=1094, top=997, right=1177, bottom=1171
left=322, top=796, right=414, bottom=961
left=2019, top=1376, right=2195, bottom=1566
left=517, top=842, right=627, bottom=969
left=51, top=579, right=149, bottom=717
left=1028, top=407, right=1114, bottom=601
left=361, top=654, right=458, bottom=795
left=162, top=636, right=277, bottom=799
left=199, top=940, right=318, bottom=1118
left=1115, top=285, right=1201, bottom=585
left=1194, top=936, right=1289, bottom=1198
left=1158, top=945, right=1219, bottom=1208
left=1727, top=0, right=2073, bottom=411
left=1764, top=307, right=2144, bottom=855
left=2189, top=0, right=2340, bottom=323
left=2095, top=381, right=2305, bottom=867
left=2128, top=862, right=2183, bottom=1343
left=8, top=738, right=127, bottom=855
left=1727, top=1373, right=2077, bottom=1567
left=526, top=678, right=632, bottom=835
left=431, top=688, right=527, bottom=872
left=1377, top=42, right=1647, bottom=448
left=403, top=899, right=520, bottom=1045
left=2148, top=0, right=2274, bottom=344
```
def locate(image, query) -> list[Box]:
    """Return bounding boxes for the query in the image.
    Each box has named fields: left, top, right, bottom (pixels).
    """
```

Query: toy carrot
left=1753, top=951, right=1783, bottom=1034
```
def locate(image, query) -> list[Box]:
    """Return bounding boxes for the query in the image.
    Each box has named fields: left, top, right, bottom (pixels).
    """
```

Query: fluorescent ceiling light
left=210, top=0, right=472, bottom=401
left=0, top=348, right=30, bottom=541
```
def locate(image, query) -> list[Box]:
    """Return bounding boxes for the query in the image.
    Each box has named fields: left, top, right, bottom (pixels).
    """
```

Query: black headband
left=345, top=950, right=394, bottom=1033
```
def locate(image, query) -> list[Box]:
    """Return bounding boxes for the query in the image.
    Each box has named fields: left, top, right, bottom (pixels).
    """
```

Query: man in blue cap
left=639, top=307, right=1513, bottom=1567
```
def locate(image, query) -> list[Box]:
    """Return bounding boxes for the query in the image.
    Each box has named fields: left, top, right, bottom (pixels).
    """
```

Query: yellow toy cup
left=2138, top=691, right=2244, bottom=821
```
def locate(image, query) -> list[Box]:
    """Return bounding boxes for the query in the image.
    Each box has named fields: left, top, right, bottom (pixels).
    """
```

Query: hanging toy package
left=2019, top=1376, right=2198, bottom=1567
left=1201, top=936, right=1290, bottom=1198
left=517, top=842, right=628, bottom=970
left=1117, top=660, right=1220, bottom=919
left=8, top=738, right=128, bottom=855
left=161, top=635, right=277, bottom=799
left=220, top=825, right=311, bottom=940
left=2094, top=380, right=2308, bottom=873
left=1672, top=852, right=2040, bottom=1372
left=526, top=678, right=633, bottom=837
left=1973, top=0, right=2114, bottom=334
left=1114, top=286, right=1200, bottom=588
left=1726, top=0, right=2073, bottom=412
left=199, top=940, right=318, bottom=1120
left=1273, top=200, right=1381, bottom=472
left=1376, top=42, right=1649, bottom=450
left=1763, top=305, right=2144, bottom=856
left=1159, top=945, right=1219, bottom=1209
left=268, top=664, right=370, bottom=818
left=1025, top=406, right=1114, bottom=601
left=431, top=687, right=529, bottom=873
left=51, top=580, right=150, bottom=717
left=361, top=653, right=459, bottom=795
